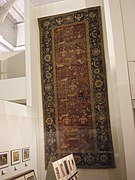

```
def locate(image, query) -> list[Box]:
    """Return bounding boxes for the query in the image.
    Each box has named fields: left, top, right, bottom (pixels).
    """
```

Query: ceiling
left=0, top=0, right=64, bottom=24
left=0, top=0, right=24, bottom=24
left=0, top=0, right=64, bottom=52
left=31, top=0, right=64, bottom=6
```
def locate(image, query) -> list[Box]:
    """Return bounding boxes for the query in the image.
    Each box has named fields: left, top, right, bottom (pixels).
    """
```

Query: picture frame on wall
left=24, top=171, right=36, bottom=180
left=69, top=154, right=77, bottom=173
left=58, top=159, right=67, bottom=180
left=11, top=149, right=21, bottom=165
left=22, top=147, right=30, bottom=162
left=59, top=161, right=66, bottom=178
left=52, top=161, right=62, bottom=180
left=63, top=159, right=70, bottom=176
left=0, top=151, right=9, bottom=169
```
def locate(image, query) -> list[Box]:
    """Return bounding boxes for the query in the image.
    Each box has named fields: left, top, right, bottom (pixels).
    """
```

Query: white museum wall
left=0, top=77, right=26, bottom=101
left=29, top=0, right=134, bottom=179
left=24, top=1, right=46, bottom=178
left=128, top=62, right=135, bottom=100
left=7, top=51, right=25, bottom=79
left=0, top=17, right=17, bottom=47
left=0, top=3, right=39, bottom=180
left=0, top=50, right=26, bottom=109
left=0, top=51, right=25, bottom=79
left=107, top=0, right=135, bottom=180
left=120, top=0, right=135, bottom=61
left=120, top=0, right=135, bottom=105
left=16, top=23, right=25, bottom=47
left=0, top=101, right=38, bottom=180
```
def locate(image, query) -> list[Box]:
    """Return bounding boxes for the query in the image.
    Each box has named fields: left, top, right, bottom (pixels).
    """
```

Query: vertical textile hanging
left=38, top=6, right=115, bottom=169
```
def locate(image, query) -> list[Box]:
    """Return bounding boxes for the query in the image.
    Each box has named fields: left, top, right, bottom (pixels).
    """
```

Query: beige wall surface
left=120, top=0, right=135, bottom=61
left=7, top=51, right=25, bottom=79
left=0, top=102, right=38, bottom=180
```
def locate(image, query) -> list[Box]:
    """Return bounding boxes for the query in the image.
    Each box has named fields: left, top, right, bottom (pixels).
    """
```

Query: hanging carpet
left=38, top=6, right=115, bottom=169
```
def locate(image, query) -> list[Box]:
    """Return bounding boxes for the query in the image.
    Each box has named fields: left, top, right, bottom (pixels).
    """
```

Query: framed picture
left=62, top=156, right=72, bottom=179
left=52, top=161, right=62, bottom=180
left=69, top=154, right=77, bottom=173
left=55, top=166, right=61, bottom=180
left=58, top=159, right=67, bottom=180
left=22, top=147, right=30, bottom=162
left=63, top=160, right=69, bottom=175
left=59, top=162, right=66, bottom=177
left=25, top=171, right=36, bottom=180
left=11, top=149, right=21, bottom=165
left=0, top=151, right=9, bottom=169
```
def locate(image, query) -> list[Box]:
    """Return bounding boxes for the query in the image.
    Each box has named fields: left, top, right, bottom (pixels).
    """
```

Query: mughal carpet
left=38, top=6, right=115, bottom=169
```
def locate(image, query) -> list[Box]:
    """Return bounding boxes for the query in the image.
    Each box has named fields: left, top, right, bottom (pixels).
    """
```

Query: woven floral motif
left=38, top=6, right=115, bottom=169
